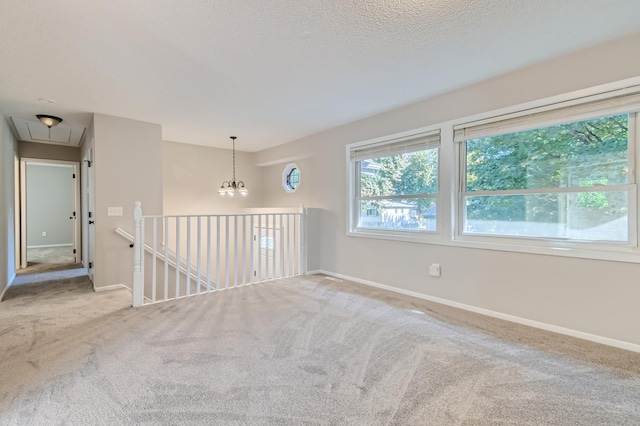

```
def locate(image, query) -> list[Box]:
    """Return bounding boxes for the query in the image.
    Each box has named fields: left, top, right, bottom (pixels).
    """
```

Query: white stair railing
left=131, top=202, right=306, bottom=307
left=116, top=228, right=213, bottom=291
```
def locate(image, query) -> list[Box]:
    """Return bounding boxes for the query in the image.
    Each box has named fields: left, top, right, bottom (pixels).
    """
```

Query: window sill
left=451, top=235, right=640, bottom=264
left=347, top=227, right=441, bottom=245
left=347, top=227, right=640, bottom=263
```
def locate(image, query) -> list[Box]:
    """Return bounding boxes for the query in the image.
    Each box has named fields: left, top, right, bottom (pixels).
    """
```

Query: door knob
left=89, top=220, right=95, bottom=224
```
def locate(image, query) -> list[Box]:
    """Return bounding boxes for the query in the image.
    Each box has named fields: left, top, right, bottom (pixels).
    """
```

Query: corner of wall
left=0, top=110, right=18, bottom=296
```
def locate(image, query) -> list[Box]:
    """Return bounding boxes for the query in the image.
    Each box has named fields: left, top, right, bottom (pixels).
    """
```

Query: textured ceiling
left=1, top=0, right=640, bottom=151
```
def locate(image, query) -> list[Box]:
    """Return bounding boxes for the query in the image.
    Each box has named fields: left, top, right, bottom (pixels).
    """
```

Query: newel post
left=132, top=201, right=144, bottom=307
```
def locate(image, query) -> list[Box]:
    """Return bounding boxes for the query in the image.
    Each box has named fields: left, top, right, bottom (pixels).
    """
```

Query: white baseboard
left=0, top=273, right=15, bottom=302
left=310, top=270, right=640, bottom=354
left=27, top=243, right=73, bottom=249
left=94, top=283, right=132, bottom=293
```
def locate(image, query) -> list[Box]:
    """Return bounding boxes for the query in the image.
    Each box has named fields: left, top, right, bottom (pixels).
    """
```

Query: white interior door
left=19, top=160, right=26, bottom=268
left=83, top=145, right=95, bottom=282
left=71, top=164, right=81, bottom=263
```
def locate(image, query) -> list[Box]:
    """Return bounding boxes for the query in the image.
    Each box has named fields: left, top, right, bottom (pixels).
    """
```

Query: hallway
left=18, top=246, right=82, bottom=275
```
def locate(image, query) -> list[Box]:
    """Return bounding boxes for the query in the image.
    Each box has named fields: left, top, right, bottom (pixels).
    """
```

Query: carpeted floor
left=0, top=273, right=639, bottom=425
left=19, top=246, right=81, bottom=275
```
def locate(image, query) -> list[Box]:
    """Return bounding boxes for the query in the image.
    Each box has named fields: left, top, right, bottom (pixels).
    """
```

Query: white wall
left=162, top=140, right=264, bottom=215
left=93, top=114, right=163, bottom=289
left=0, top=112, right=18, bottom=298
left=254, top=33, right=640, bottom=347
left=25, top=164, right=74, bottom=247
left=260, top=158, right=314, bottom=209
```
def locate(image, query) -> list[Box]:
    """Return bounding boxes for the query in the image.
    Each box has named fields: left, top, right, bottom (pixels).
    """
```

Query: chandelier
left=218, top=136, right=248, bottom=196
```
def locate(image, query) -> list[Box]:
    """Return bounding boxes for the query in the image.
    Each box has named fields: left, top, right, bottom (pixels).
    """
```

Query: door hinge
left=254, top=270, right=256, bottom=277
left=89, top=211, right=92, bottom=218
left=89, top=262, right=93, bottom=269
left=73, top=249, right=76, bottom=254
left=73, top=211, right=76, bottom=217
left=254, top=235, right=256, bottom=241
left=85, top=160, right=92, bottom=167
left=73, top=173, right=76, bottom=178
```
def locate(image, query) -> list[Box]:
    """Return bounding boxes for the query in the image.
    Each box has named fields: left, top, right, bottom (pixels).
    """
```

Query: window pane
left=464, top=191, right=628, bottom=241
left=466, top=114, right=629, bottom=192
left=287, top=168, right=300, bottom=189
left=360, top=149, right=438, bottom=197
left=359, top=198, right=436, bottom=231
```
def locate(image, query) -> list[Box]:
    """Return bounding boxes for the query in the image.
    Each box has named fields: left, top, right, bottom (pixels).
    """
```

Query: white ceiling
left=1, top=0, right=640, bottom=152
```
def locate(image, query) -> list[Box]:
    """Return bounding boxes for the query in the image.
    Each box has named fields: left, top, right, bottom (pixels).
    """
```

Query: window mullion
left=358, top=193, right=438, bottom=201
left=464, top=184, right=633, bottom=197
left=632, top=112, right=639, bottom=247
left=457, top=141, right=467, bottom=239
left=629, top=113, right=637, bottom=183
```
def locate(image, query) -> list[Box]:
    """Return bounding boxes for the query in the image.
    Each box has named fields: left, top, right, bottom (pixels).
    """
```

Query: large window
left=456, top=102, right=637, bottom=245
left=349, top=131, right=440, bottom=239
left=347, top=85, right=640, bottom=261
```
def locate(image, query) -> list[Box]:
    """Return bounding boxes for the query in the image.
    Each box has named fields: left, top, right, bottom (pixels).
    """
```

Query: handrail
left=115, top=227, right=214, bottom=290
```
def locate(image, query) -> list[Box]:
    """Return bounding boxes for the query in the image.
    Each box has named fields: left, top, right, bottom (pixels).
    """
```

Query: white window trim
left=346, top=76, right=640, bottom=263
left=282, top=163, right=300, bottom=193
left=347, top=126, right=443, bottom=243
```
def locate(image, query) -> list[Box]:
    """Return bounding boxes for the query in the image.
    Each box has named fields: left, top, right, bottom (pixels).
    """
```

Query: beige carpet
left=0, top=273, right=639, bottom=425
left=19, top=246, right=81, bottom=275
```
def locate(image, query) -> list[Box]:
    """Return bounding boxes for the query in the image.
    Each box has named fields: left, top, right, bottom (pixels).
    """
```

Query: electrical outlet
left=429, top=264, right=441, bottom=277
left=108, top=206, right=123, bottom=216
left=42, top=231, right=47, bottom=237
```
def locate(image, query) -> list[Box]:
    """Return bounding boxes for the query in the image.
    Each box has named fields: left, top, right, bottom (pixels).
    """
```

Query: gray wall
left=19, top=141, right=80, bottom=162
left=0, top=112, right=18, bottom=297
left=92, top=114, right=163, bottom=289
left=254, top=33, right=640, bottom=347
left=25, top=163, right=74, bottom=247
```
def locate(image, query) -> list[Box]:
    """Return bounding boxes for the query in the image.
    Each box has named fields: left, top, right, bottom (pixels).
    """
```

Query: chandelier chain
left=218, top=136, right=247, bottom=196
left=232, top=136, right=236, bottom=181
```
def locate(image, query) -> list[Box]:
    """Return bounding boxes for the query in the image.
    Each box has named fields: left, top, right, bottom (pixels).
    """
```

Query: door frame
left=20, top=158, right=81, bottom=268
left=82, top=144, right=95, bottom=282
left=14, top=152, right=20, bottom=271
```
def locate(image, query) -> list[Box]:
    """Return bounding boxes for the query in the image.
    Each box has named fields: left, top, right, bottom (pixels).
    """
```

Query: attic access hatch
left=11, top=117, right=85, bottom=146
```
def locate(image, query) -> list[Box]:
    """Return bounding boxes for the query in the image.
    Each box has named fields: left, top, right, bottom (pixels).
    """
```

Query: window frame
left=282, top=163, right=300, bottom=193
left=346, top=80, right=640, bottom=263
left=453, top=95, right=640, bottom=259
left=347, top=128, right=442, bottom=243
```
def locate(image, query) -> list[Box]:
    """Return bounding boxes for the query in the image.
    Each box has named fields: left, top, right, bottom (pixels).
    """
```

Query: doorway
left=254, top=223, right=282, bottom=281
left=19, top=158, right=81, bottom=274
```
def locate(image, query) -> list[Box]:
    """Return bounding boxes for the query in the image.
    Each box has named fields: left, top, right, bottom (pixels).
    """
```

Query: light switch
left=108, top=206, right=123, bottom=216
